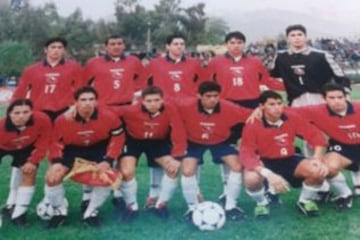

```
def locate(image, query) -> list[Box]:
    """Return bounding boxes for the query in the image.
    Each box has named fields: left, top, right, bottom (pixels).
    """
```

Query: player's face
left=325, top=90, right=347, bottom=113
left=106, top=38, right=125, bottom=57
left=200, top=91, right=220, bottom=110
left=226, top=38, right=245, bottom=57
left=166, top=38, right=185, bottom=58
left=44, top=42, right=65, bottom=61
left=142, top=94, right=164, bottom=114
left=76, top=93, right=97, bottom=116
left=287, top=30, right=307, bottom=50
left=262, top=98, right=284, bottom=121
left=9, top=105, right=32, bottom=127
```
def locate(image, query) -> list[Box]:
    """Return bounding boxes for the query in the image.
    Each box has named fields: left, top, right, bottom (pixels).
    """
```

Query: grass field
left=0, top=85, right=360, bottom=240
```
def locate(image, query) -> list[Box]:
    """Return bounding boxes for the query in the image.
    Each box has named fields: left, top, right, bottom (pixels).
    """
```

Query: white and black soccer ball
left=36, top=197, right=69, bottom=220
left=192, top=201, right=226, bottom=231
left=36, top=198, right=54, bottom=220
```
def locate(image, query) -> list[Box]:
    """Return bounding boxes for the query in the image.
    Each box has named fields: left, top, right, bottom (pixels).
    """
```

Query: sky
left=28, top=0, right=360, bottom=40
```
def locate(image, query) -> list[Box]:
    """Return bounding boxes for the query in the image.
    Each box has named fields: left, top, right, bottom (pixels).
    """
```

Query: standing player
left=0, top=99, right=51, bottom=225
left=6, top=37, right=82, bottom=215
left=240, top=91, right=330, bottom=218
left=82, top=35, right=144, bottom=209
left=203, top=31, right=284, bottom=203
left=178, top=81, right=255, bottom=221
left=114, top=86, right=187, bottom=221
left=45, top=86, right=124, bottom=228
left=270, top=24, right=355, bottom=196
left=141, top=34, right=203, bottom=207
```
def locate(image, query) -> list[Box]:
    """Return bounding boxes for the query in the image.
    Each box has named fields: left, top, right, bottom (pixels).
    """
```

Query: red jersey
left=114, top=102, right=187, bottom=157
left=143, top=55, right=202, bottom=100
left=294, top=102, right=360, bottom=145
left=204, top=54, right=284, bottom=101
left=0, top=112, right=52, bottom=164
left=177, top=98, right=252, bottom=145
left=49, top=108, right=124, bottom=161
left=83, top=55, right=144, bottom=105
left=240, top=110, right=327, bottom=170
left=12, top=59, right=82, bottom=112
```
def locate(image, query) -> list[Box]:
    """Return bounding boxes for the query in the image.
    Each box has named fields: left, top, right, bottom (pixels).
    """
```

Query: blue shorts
left=53, top=140, right=109, bottom=169
left=262, top=155, right=305, bottom=188
left=328, top=140, right=360, bottom=171
left=185, top=141, right=238, bottom=164
left=121, top=135, right=171, bottom=167
left=0, top=145, right=36, bottom=168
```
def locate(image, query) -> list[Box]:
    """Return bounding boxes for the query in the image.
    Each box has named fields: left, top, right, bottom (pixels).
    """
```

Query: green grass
left=0, top=85, right=359, bottom=240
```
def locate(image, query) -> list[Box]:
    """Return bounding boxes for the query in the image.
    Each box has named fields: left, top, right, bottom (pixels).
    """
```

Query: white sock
left=83, top=187, right=111, bottom=219
left=120, top=178, right=138, bottom=210
left=225, top=171, right=242, bottom=210
left=220, top=164, right=230, bottom=196
left=351, top=170, right=360, bottom=187
left=318, top=180, right=330, bottom=191
left=45, top=184, right=65, bottom=209
left=149, top=167, right=164, bottom=198
left=328, top=173, right=352, bottom=198
left=6, top=167, right=22, bottom=206
left=156, top=175, right=178, bottom=207
left=11, top=186, right=35, bottom=219
left=246, top=187, right=268, bottom=206
left=113, top=188, right=123, bottom=198
left=299, top=183, right=321, bottom=203
left=82, top=185, right=93, bottom=201
left=181, top=175, right=199, bottom=209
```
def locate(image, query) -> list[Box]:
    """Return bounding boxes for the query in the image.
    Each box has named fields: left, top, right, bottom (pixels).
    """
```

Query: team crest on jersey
left=144, top=122, right=160, bottom=129
left=168, top=71, right=183, bottom=81
left=200, top=122, right=215, bottom=140
left=77, top=130, right=95, bottom=146
left=45, top=73, right=60, bottom=84
left=229, top=66, right=244, bottom=77
left=273, top=133, right=289, bottom=146
left=110, top=68, right=124, bottom=80
left=11, top=136, right=30, bottom=149
left=291, top=65, right=306, bottom=76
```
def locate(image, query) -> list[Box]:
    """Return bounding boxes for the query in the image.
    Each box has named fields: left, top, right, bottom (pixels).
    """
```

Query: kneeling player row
left=1, top=82, right=358, bottom=228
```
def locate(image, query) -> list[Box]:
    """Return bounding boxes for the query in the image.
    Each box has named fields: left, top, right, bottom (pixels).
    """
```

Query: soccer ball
left=36, top=198, right=54, bottom=220
left=192, top=201, right=226, bottom=231
left=36, top=197, right=69, bottom=220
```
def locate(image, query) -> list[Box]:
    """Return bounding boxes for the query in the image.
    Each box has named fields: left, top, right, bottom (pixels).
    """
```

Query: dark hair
left=6, top=99, right=33, bottom=117
left=198, top=81, right=222, bottom=95
left=74, top=86, right=98, bottom=100
left=259, top=90, right=283, bottom=104
left=105, top=35, right=124, bottom=45
left=321, top=83, right=346, bottom=97
left=166, top=34, right=186, bottom=45
left=225, top=31, right=246, bottom=43
left=141, top=86, right=164, bottom=98
left=44, top=37, right=67, bottom=48
left=286, top=24, right=307, bottom=36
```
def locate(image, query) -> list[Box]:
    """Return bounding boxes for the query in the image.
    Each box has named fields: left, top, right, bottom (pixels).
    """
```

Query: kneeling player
left=178, top=81, right=256, bottom=221
left=294, top=83, right=357, bottom=209
left=45, top=86, right=124, bottom=228
left=0, top=99, right=51, bottom=225
left=114, top=86, right=187, bottom=221
left=241, top=91, right=329, bottom=218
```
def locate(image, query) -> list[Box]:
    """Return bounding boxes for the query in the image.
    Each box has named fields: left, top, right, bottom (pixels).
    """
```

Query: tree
left=0, top=41, right=33, bottom=77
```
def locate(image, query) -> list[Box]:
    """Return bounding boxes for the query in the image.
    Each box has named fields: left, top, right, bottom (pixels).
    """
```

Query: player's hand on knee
left=164, top=159, right=180, bottom=175
left=21, top=162, right=37, bottom=175
left=310, top=160, right=329, bottom=178
left=267, top=173, right=290, bottom=193
left=97, top=161, right=111, bottom=172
